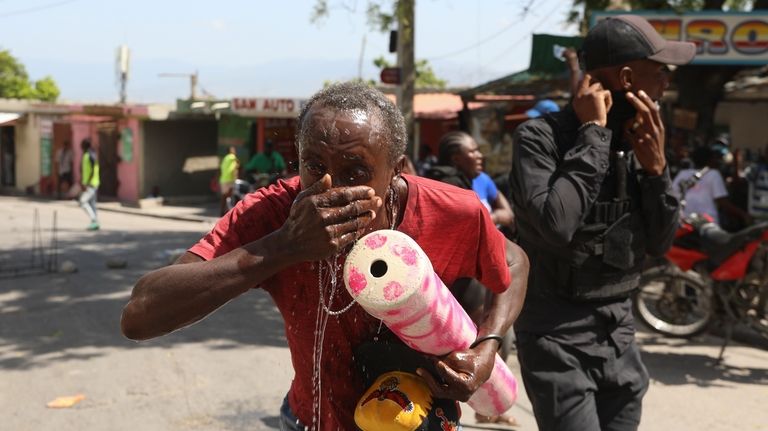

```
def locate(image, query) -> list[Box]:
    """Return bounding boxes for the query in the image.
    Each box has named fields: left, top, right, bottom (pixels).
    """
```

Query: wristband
left=470, top=333, right=504, bottom=351
left=578, top=120, right=602, bottom=133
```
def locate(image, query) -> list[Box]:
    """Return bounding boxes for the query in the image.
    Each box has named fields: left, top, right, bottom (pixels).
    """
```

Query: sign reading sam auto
left=231, top=97, right=308, bottom=118
left=592, top=11, right=768, bottom=65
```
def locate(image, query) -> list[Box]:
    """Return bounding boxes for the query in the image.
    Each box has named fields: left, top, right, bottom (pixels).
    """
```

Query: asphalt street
left=1, top=196, right=766, bottom=431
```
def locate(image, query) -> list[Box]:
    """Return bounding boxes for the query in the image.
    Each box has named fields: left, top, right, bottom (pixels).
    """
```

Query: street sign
left=380, top=67, right=401, bottom=85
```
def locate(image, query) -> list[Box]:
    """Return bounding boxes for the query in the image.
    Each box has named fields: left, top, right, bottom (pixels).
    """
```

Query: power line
left=486, top=0, right=564, bottom=67
left=426, top=0, right=545, bottom=62
left=427, top=22, right=517, bottom=61
left=520, top=0, right=539, bottom=19
left=0, top=0, right=78, bottom=19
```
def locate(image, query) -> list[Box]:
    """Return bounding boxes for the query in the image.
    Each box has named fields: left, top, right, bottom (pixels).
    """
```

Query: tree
left=312, top=0, right=419, bottom=156
left=0, top=49, right=60, bottom=102
left=373, top=56, right=448, bottom=89
left=33, top=77, right=61, bottom=102
left=570, top=0, right=768, bottom=135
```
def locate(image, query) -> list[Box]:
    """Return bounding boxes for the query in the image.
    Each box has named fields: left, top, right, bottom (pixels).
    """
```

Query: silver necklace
left=318, top=255, right=358, bottom=316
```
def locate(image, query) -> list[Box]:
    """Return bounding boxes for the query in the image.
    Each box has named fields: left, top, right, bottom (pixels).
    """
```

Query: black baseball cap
left=581, top=14, right=696, bottom=71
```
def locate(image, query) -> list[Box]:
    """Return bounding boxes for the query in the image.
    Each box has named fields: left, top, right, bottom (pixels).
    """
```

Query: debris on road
left=46, top=394, right=85, bottom=409
left=58, top=260, right=78, bottom=273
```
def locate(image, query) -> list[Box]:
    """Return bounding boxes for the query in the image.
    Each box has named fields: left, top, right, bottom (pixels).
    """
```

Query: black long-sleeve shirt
left=509, top=107, right=680, bottom=352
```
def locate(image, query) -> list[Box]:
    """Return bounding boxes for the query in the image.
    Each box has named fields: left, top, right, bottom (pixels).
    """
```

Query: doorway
left=97, top=123, right=120, bottom=198
left=0, top=126, right=15, bottom=187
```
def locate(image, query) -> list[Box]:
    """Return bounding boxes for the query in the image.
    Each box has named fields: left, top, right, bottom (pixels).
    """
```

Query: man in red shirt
left=120, top=82, right=529, bottom=430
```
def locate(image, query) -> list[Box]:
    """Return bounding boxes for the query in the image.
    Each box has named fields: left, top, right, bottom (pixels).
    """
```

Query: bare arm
left=120, top=174, right=382, bottom=341
left=489, top=192, right=514, bottom=227
left=418, top=239, right=529, bottom=401
left=475, top=239, right=528, bottom=338
left=120, top=236, right=295, bottom=341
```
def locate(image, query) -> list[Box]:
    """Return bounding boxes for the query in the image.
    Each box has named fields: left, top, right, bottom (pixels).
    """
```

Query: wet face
left=453, top=137, right=483, bottom=179
left=298, top=105, right=396, bottom=201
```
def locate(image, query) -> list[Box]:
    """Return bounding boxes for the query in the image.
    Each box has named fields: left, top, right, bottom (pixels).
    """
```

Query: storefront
left=230, top=97, right=307, bottom=173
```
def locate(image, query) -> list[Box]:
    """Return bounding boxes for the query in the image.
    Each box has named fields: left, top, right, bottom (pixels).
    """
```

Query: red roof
left=385, top=93, right=484, bottom=120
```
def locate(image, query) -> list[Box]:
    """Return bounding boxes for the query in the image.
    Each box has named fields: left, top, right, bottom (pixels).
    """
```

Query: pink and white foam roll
left=343, top=229, right=517, bottom=416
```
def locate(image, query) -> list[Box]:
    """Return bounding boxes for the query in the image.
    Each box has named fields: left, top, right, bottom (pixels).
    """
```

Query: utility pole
left=158, top=71, right=199, bottom=100
left=116, top=45, right=130, bottom=105
left=358, top=34, right=367, bottom=80
left=397, top=0, right=415, bottom=159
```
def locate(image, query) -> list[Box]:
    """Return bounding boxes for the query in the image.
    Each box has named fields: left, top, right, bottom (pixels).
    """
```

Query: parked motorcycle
left=634, top=214, right=768, bottom=360
left=226, top=173, right=281, bottom=211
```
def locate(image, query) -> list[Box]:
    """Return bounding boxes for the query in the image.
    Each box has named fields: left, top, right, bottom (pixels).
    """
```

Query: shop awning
left=0, top=113, right=20, bottom=126
left=384, top=93, right=483, bottom=120
left=460, top=34, right=583, bottom=100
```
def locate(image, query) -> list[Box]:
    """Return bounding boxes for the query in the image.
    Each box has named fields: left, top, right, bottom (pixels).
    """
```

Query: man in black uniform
left=509, top=15, right=695, bottom=431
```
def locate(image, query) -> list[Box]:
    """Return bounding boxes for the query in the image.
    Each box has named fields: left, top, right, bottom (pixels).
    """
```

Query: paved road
left=1, top=196, right=766, bottom=431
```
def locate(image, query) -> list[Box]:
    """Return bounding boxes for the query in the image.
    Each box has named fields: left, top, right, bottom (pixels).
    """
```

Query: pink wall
left=67, top=116, right=142, bottom=203
left=116, top=117, right=141, bottom=202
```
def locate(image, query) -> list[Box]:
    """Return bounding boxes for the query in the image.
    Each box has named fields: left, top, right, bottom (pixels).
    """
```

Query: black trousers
left=516, top=333, right=649, bottom=431
left=278, top=396, right=306, bottom=431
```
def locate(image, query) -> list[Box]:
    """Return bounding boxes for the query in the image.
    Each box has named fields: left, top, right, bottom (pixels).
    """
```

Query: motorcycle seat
left=699, top=222, right=768, bottom=265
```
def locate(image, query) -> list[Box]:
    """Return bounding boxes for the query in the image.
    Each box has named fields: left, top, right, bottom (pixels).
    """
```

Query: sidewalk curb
left=96, top=205, right=218, bottom=224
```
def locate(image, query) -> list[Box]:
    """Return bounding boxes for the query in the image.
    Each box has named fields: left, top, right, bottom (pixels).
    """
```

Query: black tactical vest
left=522, top=112, right=647, bottom=301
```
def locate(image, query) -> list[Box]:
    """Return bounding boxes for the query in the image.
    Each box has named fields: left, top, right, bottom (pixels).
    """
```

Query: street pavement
left=1, top=196, right=766, bottom=431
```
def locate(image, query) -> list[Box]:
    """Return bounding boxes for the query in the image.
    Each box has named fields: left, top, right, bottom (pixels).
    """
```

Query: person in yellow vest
left=219, top=146, right=240, bottom=216
left=79, top=138, right=100, bottom=231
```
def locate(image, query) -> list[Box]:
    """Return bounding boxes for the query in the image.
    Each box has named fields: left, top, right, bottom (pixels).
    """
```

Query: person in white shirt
left=672, top=145, right=750, bottom=226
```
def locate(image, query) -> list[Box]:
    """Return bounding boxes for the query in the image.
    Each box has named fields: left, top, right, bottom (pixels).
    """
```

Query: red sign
left=380, top=67, right=401, bottom=85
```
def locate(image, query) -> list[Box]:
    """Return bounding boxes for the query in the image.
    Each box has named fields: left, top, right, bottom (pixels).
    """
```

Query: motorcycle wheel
left=633, top=266, right=713, bottom=337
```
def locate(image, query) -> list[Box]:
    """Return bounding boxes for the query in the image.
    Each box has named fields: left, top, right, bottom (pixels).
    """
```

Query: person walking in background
left=219, top=146, right=239, bottom=216
left=510, top=15, right=693, bottom=430
left=79, top=138, right=100, bottom=231
left=56, top=140, right=74, bottom=199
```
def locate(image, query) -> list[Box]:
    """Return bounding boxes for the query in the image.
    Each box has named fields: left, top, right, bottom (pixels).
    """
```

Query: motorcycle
left=633, top=214, right=768, bottom=361
left=226, top=172, right=281, bottom=211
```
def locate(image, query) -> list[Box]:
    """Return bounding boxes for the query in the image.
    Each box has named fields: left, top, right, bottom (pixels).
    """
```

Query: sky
left=0, top=0, right=579, bottom=104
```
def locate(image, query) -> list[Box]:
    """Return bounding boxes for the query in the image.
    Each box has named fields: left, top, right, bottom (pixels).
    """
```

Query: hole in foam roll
left=370, top=259, right=388, bottom=278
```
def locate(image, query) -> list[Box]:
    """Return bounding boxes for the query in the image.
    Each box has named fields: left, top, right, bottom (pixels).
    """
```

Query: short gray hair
left=295, top=81, right=407, bottom=165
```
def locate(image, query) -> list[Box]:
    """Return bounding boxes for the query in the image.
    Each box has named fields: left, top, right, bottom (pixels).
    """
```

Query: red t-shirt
left=189, top=174, right=510, bottom=430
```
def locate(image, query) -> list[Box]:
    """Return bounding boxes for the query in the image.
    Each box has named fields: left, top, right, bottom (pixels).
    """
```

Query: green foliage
left=312, top=2, right=447, bottom=90
left=372, top=55, right=447, bottom=89
left=0, top=49, right=34, bottom=99
left=311, top=0, right=400, bottom=31
left=366, top=1, right=398, bottom=32
left=414, top=59, right=447, bottom=89
left=373, top=55, right=391, bottom=69
left=34, top=77, right=60, bottom=102
left=309, top=0, right=329, bottom=24
left=0, top=49, right=60, bottom=102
